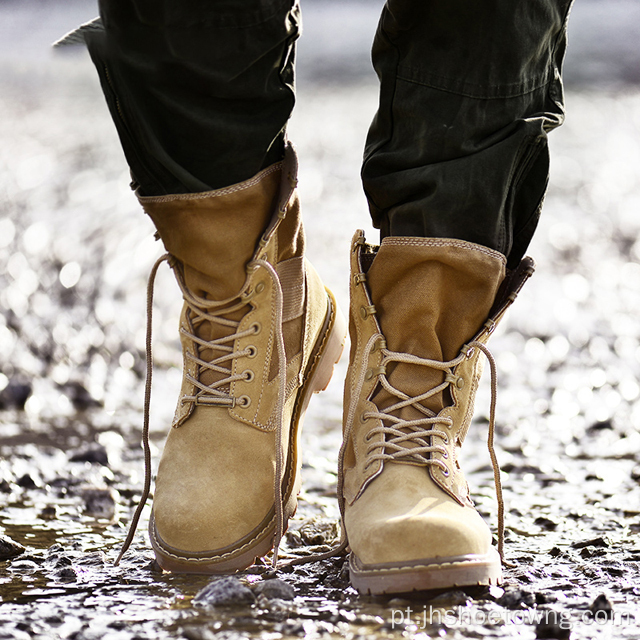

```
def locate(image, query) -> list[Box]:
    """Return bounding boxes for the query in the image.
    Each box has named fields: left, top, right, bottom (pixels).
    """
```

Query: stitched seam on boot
left=153, top=291, right=336, bottom=564
left=351, top=554, right=498, bottom=573
left=379, top=238, right=506, bottom=264
left=138, top=163, right=283, bottom=204
left=151, top=514, right=277, bottom=563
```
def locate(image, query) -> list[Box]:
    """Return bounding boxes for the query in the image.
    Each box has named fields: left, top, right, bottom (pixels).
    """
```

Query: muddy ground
left=2, top=2, right=640, bottom=639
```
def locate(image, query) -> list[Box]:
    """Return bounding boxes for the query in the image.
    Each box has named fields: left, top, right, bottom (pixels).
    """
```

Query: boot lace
left=281, top=334, right=506, bottom=568
left=115, top=254, right=289, bottom=568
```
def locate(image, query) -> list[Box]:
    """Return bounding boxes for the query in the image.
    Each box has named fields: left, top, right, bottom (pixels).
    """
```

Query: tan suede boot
left=339, top=230, right=534, bottom=593
left=135, top=144, right=346, bottom=573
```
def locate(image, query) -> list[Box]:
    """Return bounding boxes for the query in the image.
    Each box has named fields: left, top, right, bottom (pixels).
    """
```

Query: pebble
left=254, top=578, right=296, bottom=600
left=7, top=559, right=39, bottom=573
left=54, top=566, right=78, bottom=582
left=589, top=594, right=613, bottom=620
left=498, top=588, right=536, bottom=609
left=16, top=473, right=38, bottom=489
left=80, top=486, right=118, bottom=520
left=193, top=577, right=256, bottom=607
left=0, top=381, right=32, bottom=410
left=69, top=443, right=109, bottom=466
left=571, top=537, right=609, bottom=549
left=428, top=590, right=471, bottom=607
left=536, top=620, right=571, bottom=639
left=297, top=517, right=340, bottom=546
left=0, top=534, right=25, bottom=560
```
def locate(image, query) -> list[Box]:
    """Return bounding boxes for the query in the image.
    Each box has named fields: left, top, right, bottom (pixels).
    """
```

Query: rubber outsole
left=349, top=548, right=502, bottom=594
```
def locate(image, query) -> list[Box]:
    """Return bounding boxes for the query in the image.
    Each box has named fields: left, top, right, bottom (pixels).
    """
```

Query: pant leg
left=85, top=0, right=300, bottom=196
left=362, top=0, right=574, bottom=268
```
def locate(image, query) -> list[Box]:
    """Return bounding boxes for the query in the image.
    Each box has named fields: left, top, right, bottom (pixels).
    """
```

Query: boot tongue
left=141, top=166, right=284, bottom=389
left=141, top=165, right=282, bottom=300
left=366, top=238, right=506, bottom=420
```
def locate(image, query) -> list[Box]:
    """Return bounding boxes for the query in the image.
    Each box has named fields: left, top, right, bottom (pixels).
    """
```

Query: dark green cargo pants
left=86, top=0, right=574, bottom=268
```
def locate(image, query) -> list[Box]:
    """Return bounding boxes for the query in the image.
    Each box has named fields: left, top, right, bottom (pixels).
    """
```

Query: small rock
left=77, top=551, right=107, bottom=567
left=193, top=577, right=255, bottom=607
left=62, top=381, right=102, bottom=410
left=588, top=419, right=613, bottom=432
left=298, top=517, right=340, bottom=547
left=534, top=517, right=558, bottom=531
left=70, top=443, right=109, bottom=466
left=47, top=543, right=64, bottom=556
left=16, top=473, right=38, bottom=489
left=54, top=555, right=73, bottom=568
left=589, top=594, right=613, bottom=620
left=571, top=537, right=608, bottom=550
left=7, top=559, right=39, bottom=573
left=536, top=592, right=556, bottom=604
left=181, top=626, right=218, bottom=640
left=254, top=578, right=295, bottom=600
left=80, top=486, right=118, bottom=520
left=54, top=566, right=78, bottom=582
left=498, top=588, right=536, bottom=609
left=0, top=534, right=25, bottom=560
left=40, top=505, right=59, bottom=519
left=536, top=620, right=571, bottom=639
left=0, top=381, right=32, bottom=410
left=428, top=590, right=471, bottom=607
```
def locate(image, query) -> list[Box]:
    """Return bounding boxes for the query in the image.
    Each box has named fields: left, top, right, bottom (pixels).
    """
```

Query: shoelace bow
left=115, top=253, right=289, bottom=568
left=283, top=334, right=506, bottom=568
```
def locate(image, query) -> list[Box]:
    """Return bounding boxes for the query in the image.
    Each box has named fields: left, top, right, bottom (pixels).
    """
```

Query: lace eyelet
left=250, top=322, right=261, bottom=335
left=255, top=281, right=266, bottom=294
left=441, top=468, right=450, bottom=477
left=236, top=395, right=251, bottom=408
left=245, top=345, right=258, bottom=358
left=243, top=370, right=255, bottom=383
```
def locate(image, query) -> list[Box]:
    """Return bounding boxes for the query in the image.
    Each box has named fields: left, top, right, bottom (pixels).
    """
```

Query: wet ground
left=2, top=1, right=640, bottom=639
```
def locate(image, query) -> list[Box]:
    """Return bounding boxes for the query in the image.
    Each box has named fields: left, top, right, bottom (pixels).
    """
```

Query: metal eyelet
left=456, top=377, right=465, bottom=390
left=245, top=345, right=258, bottom=358
left=441, top=467, right=450, bottom=477
left=360, top=412, right=369, bottom=424
left=250, top=322, right=261, bottom=335
left=243, top=370, right=255, bottom=383
left=236, top=395, right=251, bottom=408
left=360, top=304, right=376, bottom=320
left=255, top=281, right=266, bottom=294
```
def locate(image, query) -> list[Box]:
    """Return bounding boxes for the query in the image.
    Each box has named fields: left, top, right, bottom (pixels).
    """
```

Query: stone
left=254, top=578, right=296, bottom=601
left=589, top=594, right=613, bottom=620
left=193, top=577, right=255, bottom=607
left=0, top=534, right=25, bottom=561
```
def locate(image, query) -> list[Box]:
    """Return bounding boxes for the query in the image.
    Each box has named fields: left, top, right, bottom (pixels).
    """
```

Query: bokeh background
left=2, top=2, right=640, bottom=639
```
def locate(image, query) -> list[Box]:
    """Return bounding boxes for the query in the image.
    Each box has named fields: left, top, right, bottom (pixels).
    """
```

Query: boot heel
left=310, top=289, right=347, bottom=394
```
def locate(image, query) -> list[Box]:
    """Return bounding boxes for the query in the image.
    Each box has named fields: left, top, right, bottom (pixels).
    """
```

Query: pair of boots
left=130, top=144, right=533, bottom=594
